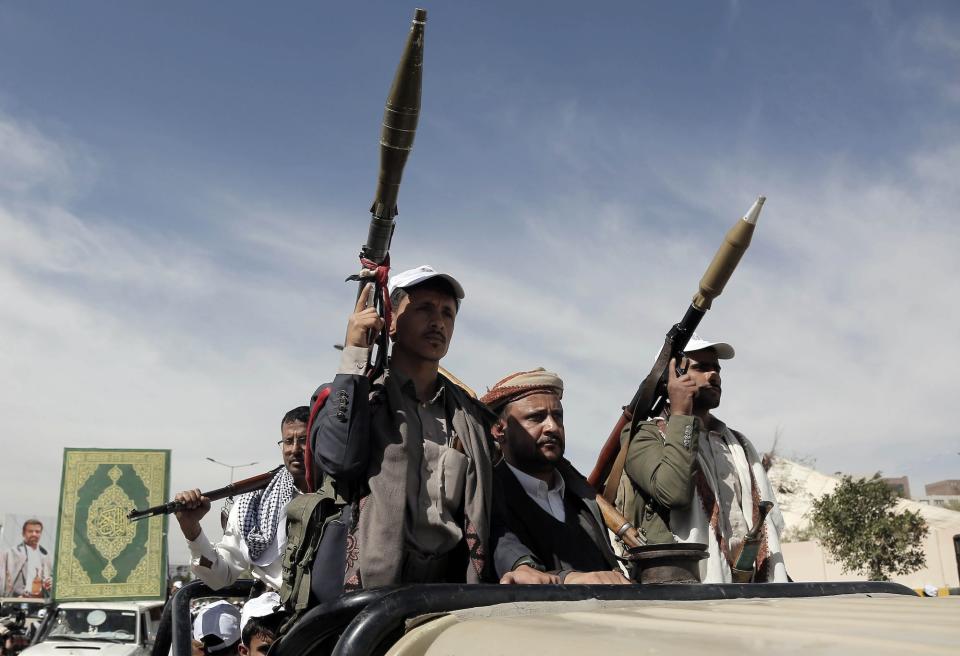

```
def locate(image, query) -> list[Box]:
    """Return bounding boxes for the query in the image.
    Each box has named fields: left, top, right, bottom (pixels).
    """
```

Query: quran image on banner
left=53, top=449, right=170, bottom=601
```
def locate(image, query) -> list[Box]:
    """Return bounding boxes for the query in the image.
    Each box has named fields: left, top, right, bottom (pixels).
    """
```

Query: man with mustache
left=310, top=266, right=495, bottom=596
left=3, top=519, right=52, bottom=597
left=482, top=369, right=629, bottom=585
left=174, top=406, right=309, bottom=592
left=620, top=335, right=788, bottom=583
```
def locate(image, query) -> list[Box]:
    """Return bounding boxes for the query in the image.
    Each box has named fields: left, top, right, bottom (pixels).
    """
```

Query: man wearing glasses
left=173, top=406, right=309, bottom=592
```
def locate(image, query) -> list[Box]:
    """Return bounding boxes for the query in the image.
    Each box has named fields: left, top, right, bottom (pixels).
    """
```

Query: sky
left=1, top=1, right=958, bottom=565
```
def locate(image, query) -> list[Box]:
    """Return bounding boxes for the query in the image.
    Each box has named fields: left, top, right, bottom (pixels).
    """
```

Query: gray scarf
left=351, top=371, right=494, bottom=587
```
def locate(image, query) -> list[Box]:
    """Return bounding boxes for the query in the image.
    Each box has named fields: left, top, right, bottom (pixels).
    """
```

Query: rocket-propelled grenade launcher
left=304, top=10, right=427, bottom=493
left=348, top=7, right=426, bottom=382
left=588, top=197, right=767, bottom=497
left=363, top=8, right=426, bottom=266
left=127, top=466, right=283, bottom=522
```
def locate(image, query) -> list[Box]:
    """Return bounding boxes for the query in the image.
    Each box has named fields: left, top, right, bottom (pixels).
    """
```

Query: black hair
left=22, top=518, right=43, bottom=533
left=200, top=635, right=240, bottom=655
left=281, top=406, right=310, bottom=428
left=241, top=613, right=283, bottom=647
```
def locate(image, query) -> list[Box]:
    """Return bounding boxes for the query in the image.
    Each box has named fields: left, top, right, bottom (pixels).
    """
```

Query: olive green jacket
left=616, top=414, right=701, bottom=545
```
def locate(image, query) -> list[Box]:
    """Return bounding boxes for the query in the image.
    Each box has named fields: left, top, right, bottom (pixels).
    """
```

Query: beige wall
left=782, top=528, right=960, bottom=587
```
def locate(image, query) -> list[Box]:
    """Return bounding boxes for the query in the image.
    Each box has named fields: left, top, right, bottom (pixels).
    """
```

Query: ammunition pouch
left=279, top=479, right=347, bottom=634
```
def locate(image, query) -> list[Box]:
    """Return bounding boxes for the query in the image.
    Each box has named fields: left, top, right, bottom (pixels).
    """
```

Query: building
left=881, top=476, right=911, bottom=499
left=925, top=480, right=960, bottom=496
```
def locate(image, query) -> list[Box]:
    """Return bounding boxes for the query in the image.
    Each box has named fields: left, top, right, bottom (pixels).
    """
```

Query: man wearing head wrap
left=309, top=266, right=496, bottom=598
left=482, top=369, right=629, bottom=585
left=619, top=334, right=788, bottom=583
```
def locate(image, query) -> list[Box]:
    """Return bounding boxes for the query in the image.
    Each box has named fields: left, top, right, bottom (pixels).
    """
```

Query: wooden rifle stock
left=595, top=493, right=645, bottom=549
left=127, top=466, right=283, bottom=521
left=586, top=410, right=631, bottom=490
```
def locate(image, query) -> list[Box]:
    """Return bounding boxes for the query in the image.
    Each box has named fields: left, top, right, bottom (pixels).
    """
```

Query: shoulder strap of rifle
left=601, top=418, right=632, bottom=505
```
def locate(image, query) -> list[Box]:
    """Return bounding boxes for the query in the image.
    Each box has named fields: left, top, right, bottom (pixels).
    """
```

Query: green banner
left=53, top=449, right=170, bottom=601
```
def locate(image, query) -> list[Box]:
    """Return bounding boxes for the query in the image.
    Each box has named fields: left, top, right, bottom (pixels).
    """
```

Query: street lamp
left=205, top=457, right=258, bottom=483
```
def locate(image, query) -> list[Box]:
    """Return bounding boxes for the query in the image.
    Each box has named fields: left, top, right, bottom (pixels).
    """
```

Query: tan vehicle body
left=387, top=593, right=960, bottom=656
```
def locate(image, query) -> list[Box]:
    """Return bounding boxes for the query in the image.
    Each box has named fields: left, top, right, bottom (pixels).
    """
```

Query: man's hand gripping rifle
left=127, top=466, right=283, bottom=521
left=588, top=197, right=767, bottom=544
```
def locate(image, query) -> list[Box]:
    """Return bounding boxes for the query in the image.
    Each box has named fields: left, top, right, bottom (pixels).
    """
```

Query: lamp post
left=205, top=457, right=258, bottom=483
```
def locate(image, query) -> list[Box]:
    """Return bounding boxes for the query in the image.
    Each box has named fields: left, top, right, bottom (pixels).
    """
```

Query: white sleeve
left=337, top=346, right=369, bottom=375
left=186, top=504, right=249, bottom=590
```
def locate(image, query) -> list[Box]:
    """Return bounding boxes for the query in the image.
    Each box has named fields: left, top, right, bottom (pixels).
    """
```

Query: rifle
left=587, top=196, right=767, bottom=501
left=127, top=466, right=283, bottom=521
left=595, top=494, right=646, bottom=549
left=305, top=9, right=427, bottom=492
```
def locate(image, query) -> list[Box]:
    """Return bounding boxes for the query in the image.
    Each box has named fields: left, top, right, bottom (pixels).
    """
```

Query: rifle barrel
left=126, top=466, right=282, bottom=522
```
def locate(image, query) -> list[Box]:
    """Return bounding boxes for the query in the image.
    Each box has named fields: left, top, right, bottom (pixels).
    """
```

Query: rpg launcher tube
left=691, top=196, right=765, bottom=311
left=365, top=8, right=426, bottom=265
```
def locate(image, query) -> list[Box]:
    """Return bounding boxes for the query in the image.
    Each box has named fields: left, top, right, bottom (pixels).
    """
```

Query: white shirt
left=186, top=490, right=297, bottom=591
left=665, top=420, right=788, bottom=584
left=506, top=463, right=566, bottom=523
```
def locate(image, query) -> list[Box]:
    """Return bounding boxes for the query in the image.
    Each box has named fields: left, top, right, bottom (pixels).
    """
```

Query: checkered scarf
left=236, top=467, right=295, bottom=562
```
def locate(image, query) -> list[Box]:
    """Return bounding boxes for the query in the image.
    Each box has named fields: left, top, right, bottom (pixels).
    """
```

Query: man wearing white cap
left=238, top=592, right=282, bottom=656
left=620, top=334, right=788, bottom=583
left=309, top=265, right=495, bottom=597
left=192, top=600, right=241, bottom=656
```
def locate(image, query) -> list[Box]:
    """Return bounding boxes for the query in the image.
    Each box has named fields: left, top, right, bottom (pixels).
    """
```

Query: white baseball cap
left=240, top=591, right=281, bottom=638
left=684, top=333, right=735, bottom=359
left=388, top=265, right=465, bottom=300
left=193, top=600, right=241, bottom=652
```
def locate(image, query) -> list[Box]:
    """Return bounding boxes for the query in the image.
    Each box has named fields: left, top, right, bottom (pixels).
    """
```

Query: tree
left=809, top=473, right=928, bottom=581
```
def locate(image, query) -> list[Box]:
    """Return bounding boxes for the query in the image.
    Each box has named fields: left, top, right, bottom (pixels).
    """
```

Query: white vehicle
left=21, top=601, right=163, bottom=656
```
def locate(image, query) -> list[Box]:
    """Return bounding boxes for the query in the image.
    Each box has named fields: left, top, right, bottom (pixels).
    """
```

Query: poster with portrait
left=1, top=514, right=57, bottom=597
left=0, top=514, right=57, bottom=554
left=53, top=449, right=170, bottom=601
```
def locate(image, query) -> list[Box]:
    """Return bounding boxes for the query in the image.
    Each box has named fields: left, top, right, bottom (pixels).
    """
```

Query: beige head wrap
left=480, top=367, right=564, bottom=412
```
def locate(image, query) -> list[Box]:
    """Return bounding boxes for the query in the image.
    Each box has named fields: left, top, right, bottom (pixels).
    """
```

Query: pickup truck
left=21, top=601, right=163, bottom=656
left=171, top=580, right=960, bottom=656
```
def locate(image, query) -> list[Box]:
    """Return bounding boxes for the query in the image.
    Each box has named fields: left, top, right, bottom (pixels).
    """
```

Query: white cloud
left=1, top=63, right=959, bottom=569
left=0, top=115, right=93, bottom=198
left=0, top=113, right=349, bottom=562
